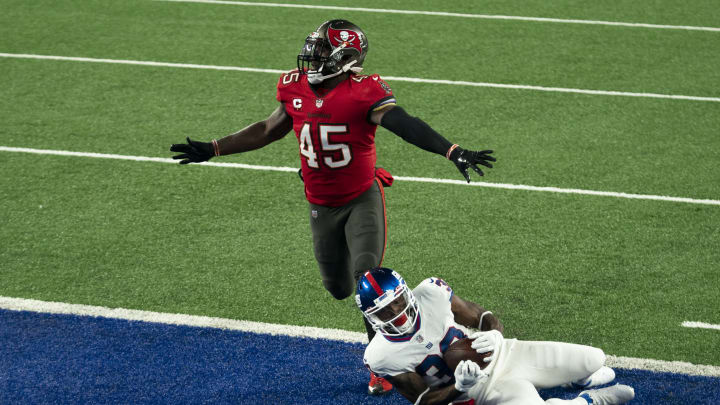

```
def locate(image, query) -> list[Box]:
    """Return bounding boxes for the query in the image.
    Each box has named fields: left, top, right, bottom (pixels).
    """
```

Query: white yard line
left=154, top=0, right=720, bottom=33
left=2, top=52, right=719, bottom=103
left=2, top=145, right=719, bottom=206
left=1, top=295, right=719, bottom=377
left=0, top=53, right=285, bottom=74
left=0, top=146, right=298, bottom=173
left=682, top=321, right=720, bottom=331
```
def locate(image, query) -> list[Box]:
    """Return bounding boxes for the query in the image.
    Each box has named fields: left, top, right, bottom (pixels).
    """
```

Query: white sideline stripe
left=2, top=52, right=720, bottom=103
left=0, top=296, right=366, bottom=344
left=682, top=321, right=720, bottom=331
left=155, top=0, right=720, bottom=33
left=1, top=295, right=719, bottom=377
left=3, top=146, right=720, bottom=206
left=605, top=355, right=720, bottom=378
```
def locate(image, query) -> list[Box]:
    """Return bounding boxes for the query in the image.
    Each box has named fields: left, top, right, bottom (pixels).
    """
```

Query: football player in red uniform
left=171, top=19, right=496, bottom=395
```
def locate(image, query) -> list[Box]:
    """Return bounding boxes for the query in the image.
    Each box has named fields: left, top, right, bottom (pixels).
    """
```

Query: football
left=443, top=338, right=492, bottom=372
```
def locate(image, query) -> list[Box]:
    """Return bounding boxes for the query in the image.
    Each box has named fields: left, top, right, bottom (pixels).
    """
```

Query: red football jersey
left=276, top=71, right=396, bottom=207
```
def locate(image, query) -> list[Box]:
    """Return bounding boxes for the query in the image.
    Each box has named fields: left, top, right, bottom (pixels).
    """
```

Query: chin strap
left=307, top=60, right=362, bottom=84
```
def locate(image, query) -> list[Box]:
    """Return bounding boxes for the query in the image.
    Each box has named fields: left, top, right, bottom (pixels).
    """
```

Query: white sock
left=546, top=397, right=592, bottom=405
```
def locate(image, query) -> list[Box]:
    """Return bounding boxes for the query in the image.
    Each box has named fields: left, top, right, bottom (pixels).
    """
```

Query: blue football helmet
left=356, top=267, right=419, bottom=337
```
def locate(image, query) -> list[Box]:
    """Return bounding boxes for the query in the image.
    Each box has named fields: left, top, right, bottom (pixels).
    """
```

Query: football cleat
left=368, top=372, right=393, bottom=395
left=564, top=366, right=616, bottom=389
left=579, top=384, right=635, bottom=405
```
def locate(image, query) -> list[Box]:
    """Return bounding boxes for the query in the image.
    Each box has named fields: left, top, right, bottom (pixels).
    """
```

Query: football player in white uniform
left=356, top=268, right=635, bottom=405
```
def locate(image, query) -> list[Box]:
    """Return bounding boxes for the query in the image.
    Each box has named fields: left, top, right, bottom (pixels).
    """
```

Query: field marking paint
left=393, top=175, right=720, bottom=206
left=683, top=321, right=720, bottom=331
left=0, top=53, right=285, bottom=75
left=0, top=296, right=364, bottom=344
left=2, top=145, right=720, bottom=206
left=2, top=52, right=720, bottom=103
left=0, top=146, right=298, bottom=173
left=2, top=295, right=720, bottom=377
left=155, top=0, right=720, bottom=33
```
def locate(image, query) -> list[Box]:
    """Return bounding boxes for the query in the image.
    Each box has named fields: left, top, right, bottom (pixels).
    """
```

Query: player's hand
left=449, top=146, right=495, bottom=183
left=454, top=360, right=488, bottom=392
left=469, top=329, right=503, bottom=363
left=170, top=137, right=215, bottom=164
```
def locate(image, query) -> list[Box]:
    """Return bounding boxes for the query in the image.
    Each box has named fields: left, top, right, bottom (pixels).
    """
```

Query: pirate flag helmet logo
left=297, top=19, right=369, bottom=84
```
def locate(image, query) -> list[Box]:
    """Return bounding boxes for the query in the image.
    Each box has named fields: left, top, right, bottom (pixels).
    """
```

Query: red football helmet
left=297, top=19, right=369, bottom=84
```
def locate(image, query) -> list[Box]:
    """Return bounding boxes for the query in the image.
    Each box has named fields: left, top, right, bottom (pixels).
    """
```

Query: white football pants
left=475, top=339, right=605, bottom=405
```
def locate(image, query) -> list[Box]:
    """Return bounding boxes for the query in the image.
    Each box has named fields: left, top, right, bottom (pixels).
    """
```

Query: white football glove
left=454, top=360, right=488, bottom=392
left=469, top=329, right=503, bottom=363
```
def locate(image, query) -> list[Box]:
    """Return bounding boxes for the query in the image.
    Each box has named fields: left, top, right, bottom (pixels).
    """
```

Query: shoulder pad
left=277, top=69, right=303, bottom=89
left=414, top=277, right=453, bottom=300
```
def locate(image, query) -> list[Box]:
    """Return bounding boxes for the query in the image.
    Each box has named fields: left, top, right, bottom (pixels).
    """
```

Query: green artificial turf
left=1, top=0, right=718, bottom=369
left=1, top=153, right=718, bottom=366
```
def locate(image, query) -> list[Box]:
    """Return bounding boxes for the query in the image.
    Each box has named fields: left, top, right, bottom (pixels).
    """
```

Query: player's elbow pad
left=380, top=107, right=452, bottom=156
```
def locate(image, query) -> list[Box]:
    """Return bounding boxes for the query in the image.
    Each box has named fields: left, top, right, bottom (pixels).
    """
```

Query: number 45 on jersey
left=299, top=122, right=352, bottom=169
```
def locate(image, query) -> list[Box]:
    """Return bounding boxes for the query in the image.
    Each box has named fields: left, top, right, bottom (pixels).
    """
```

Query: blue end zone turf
left=1, top=309, right=718, bottom=404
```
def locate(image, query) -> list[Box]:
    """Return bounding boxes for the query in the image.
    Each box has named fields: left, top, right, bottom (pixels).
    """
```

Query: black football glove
left=170, top=137, right=214, bottom=164
left=449, top=147, right=496, bottom=183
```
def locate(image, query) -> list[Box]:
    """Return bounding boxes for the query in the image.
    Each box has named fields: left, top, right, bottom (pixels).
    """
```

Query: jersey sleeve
left=275, top=74, right=284, bottom=103
left=276, top=70, right=301, bottom=104
left=364, top=345, right=414, bottom=378
left=413, top=277, right=454, bottom=303
left=356, top=74, right=397, bottom=123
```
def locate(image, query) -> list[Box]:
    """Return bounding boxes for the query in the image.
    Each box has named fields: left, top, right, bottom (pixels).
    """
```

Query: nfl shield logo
left=311, top=210, right=318, bottom=219
left=315, top=99, right=323, bottom=108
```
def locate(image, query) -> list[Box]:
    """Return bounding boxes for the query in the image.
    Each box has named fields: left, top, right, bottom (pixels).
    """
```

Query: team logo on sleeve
left=328, top=27, right=363, bottom=52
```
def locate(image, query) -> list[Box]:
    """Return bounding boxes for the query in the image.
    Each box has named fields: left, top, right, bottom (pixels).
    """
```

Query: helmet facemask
left=297, top=34, right=333, bottom=84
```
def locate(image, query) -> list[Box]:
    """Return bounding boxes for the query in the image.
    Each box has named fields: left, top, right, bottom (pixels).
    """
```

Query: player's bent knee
left=352, top=253, right=380, bottom=275
left=322, top=279, right=354, bottom=300
left=584, top=347, right=606, bottom=373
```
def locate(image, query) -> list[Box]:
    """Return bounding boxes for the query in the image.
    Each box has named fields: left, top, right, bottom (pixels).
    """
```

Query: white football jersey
left=363, top=277, right=601, bottom=405
left=363, top=277, right=473, bottom=391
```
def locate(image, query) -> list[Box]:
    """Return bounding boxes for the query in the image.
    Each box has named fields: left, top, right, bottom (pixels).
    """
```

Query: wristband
left=446, top=144, right=459, bottom=160
left=478, top=311, right=492, bottom=330
left=413, top=387, right=430, bottom=405
left=211, top=139, right=220, bottom=156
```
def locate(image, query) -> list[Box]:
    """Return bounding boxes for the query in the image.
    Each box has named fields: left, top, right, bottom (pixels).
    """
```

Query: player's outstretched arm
left=170, top=105, right=292, bottom=164
left=387, top=371, right=465, bottom=405
left=450, top=294, right=503, bottom=333
left=372, top=106, right=495, bottom=182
